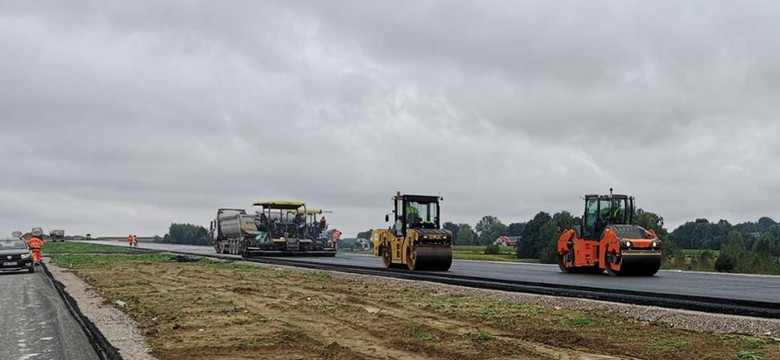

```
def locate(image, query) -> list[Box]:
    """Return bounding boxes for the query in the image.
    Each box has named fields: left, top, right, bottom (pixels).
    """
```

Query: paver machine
left=289, top=208, right=332, bottom=244
left=557, top=189, right=662, bottom=276
left=210, top=201, right=336, bottom=257
left=372, top=192, right=452, bottom=271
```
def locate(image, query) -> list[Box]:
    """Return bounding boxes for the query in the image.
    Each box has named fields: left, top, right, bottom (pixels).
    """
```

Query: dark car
left=0, top=238, right=34, bottom=273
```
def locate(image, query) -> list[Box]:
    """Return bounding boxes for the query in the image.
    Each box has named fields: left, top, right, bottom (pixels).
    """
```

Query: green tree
left=507, top=222, right=525, bottom=236
left=484, top=244, right=500, bottom=255
left=517, top=212, right=552, bottom=259
left=715, top=231, right=746, bottom=272
left=356, top=230, right=373, bottom=239
left=164, top=223, right=212, bottom=245
left=442, top=222, right=459, bottom=240
left=475, top=215, right=507, bottom=245
left=455, top=223, right=476, bottom=245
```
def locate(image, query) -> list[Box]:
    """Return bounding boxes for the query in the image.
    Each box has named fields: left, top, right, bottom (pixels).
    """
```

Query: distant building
left=493, top=236, right=520, bottom=246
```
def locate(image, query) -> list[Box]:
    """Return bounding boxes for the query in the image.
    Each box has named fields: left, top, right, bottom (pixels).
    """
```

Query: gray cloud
left=1, top=1, right=779, bottom=238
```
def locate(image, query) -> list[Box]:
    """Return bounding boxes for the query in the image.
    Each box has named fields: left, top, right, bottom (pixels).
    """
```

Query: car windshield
left=0, top=240, right=27, bottom=249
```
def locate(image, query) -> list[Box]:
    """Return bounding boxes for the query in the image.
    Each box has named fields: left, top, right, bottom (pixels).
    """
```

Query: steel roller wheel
left=605, top=250, right=622, bottom=276
left=406, top=247, right=418, bottom=271
left=557, top=253, right=572, bottom=273
left=382, top=247, right=392, bottom=268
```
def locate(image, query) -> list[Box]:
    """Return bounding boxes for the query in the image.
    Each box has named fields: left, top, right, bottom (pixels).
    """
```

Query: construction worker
left=331, top=230, right=341, bottom=250
left=406, top=205, right=421, bottom=227
left=127, top=234, right=133, bottom=248
left=27, top=235, right=44, bottom=264
left=319, top=216, right=327, bottom=231
left=132, top=234, right=138, bottom=248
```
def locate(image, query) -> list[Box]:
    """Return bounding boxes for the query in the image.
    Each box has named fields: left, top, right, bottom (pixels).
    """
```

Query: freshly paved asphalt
left=90, top=240, right=780, bottom=304
left=0, top=266, right=99, bottom=360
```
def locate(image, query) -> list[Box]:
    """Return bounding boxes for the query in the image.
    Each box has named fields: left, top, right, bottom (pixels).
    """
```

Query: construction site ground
left=46, top=244, right=779, bottom=360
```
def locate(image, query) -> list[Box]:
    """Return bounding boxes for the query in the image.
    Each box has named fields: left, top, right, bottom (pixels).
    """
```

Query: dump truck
left=49, top=229, right=65, bottom=242
left=372, top=192, right=452, bottom=271
left=210, top=201, right=336, bottom=257
left=557, top=189, right=662, bottom=276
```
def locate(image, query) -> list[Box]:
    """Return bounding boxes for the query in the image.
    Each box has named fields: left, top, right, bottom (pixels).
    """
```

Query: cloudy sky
left=1, top=1, right=779, bottom=238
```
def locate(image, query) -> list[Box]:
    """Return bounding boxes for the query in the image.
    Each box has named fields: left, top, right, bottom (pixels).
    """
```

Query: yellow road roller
left=372, top=192, right=452, bottom=271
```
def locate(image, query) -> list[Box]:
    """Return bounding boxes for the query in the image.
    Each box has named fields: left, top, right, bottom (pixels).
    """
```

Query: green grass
left=51, top=253, right=174, bottom=267
left=476, top=330, right=492, bottom=341
left=650, top=339, right=692, bottom=352
left=572, top=316, right=595, bottom=327
left=43, top=242, right=144, bottom=254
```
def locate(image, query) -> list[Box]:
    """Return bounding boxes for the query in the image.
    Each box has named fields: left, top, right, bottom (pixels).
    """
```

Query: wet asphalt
left=0, top=266, right=99, bottom=360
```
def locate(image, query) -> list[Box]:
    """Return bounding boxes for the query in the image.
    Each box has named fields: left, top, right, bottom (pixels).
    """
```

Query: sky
left=1, top=1, right=779, bottom=238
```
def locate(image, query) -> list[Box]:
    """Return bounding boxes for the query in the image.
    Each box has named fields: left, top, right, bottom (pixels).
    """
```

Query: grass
left=50, top=253, right=173, bottom=267
left=43, top=241, right=145, bottom=254
left=572, top=316, right=595, bottom=327
left=476, top=331, right=492, bottom=341
left=650, top=339, right=692, bottom=352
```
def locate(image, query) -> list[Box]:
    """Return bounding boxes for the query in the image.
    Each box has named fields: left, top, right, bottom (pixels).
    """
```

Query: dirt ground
left=56, top=255, right=779, bottom=360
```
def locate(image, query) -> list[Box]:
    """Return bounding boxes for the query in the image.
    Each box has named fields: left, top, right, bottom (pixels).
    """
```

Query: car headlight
left=624, top=241, right=632, bottom=247
left=20, top=253, right=31, bottom=259
left=652, top=241, right=657, bottom=247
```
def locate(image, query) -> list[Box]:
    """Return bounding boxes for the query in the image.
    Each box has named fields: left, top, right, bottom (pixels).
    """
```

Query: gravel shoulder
left=45, top=257, right=157, bottom=360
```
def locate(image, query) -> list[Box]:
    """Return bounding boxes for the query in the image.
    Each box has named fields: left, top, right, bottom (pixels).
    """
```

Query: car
left=0, top=238, right=35, bottom=273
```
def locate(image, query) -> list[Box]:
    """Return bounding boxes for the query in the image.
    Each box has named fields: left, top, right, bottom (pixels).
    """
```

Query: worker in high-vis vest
left=331, top=230, right=341, bottom=250
left=27, top=236, right=44, bottom=264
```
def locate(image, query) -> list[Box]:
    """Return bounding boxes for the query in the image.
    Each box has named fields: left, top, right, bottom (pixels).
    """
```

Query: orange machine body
left=556, top=192, right=662, bottom=276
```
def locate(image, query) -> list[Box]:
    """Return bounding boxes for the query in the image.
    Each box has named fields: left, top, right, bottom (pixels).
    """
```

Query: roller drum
left=412, top=246, right=452, bottom=271
left=613, top=253, right=661, bottom=276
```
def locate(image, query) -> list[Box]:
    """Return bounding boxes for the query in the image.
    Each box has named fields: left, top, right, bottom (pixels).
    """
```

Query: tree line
left=162, top=223, right=213, bottom=246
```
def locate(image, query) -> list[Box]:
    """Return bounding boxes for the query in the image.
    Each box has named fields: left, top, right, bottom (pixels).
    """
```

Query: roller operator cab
left=557, top=190, right=662, bottom=276
left=372, top=193, right=452, bottom=271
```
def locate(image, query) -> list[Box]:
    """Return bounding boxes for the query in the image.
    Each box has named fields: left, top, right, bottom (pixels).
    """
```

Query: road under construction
left=83, top=240, right=780, bottom=319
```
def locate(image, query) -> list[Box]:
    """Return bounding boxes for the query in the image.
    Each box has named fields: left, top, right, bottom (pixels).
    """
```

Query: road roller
left=557, top=189, right=662, bottom=276
left=372, top=192, right=452, bottom=271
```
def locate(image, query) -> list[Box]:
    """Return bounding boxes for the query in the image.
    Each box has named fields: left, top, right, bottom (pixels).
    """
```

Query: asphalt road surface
left=0, top=267, right=99, bottom=360
left=90, top=240, right=780, bottom=304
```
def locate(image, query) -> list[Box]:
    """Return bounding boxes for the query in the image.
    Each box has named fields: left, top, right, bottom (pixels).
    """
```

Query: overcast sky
left=2, top=1, right=779, bottom=238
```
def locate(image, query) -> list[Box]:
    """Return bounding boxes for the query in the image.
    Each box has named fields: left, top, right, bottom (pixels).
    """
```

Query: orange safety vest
left=28, top=237, right=44, bottom=249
